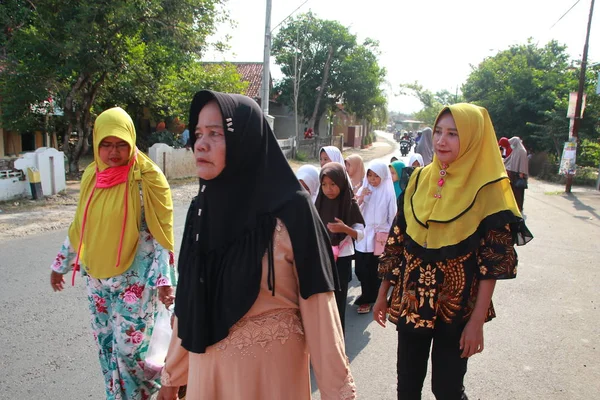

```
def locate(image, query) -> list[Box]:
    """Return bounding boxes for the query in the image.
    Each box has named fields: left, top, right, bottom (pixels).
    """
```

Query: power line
left=550, top=0, right=582, bottom=29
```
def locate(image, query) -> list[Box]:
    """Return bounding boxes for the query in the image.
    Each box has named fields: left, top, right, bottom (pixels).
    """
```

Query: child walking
left=315, top=162, right=365, bottom=333
left=354, top=161, right=397, bottom=314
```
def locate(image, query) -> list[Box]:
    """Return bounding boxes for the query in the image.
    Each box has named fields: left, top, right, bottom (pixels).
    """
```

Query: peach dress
left=162, top=220, right=357, bottom=399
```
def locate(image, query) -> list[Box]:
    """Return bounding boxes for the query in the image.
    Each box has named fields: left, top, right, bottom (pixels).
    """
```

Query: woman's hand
left=50, top=271, right=65, bottom=292
left=158, top=286, right=175, bottom=308
left=459, top=318, right=484, bottom=358
left=373, top=294, right=388, bottom=328
left=157, top=385, right=179, bottom=400
left=327, top=218, right=348, bottom=234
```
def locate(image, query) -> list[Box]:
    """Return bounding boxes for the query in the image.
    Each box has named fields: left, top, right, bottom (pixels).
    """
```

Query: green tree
left=399, top=82, right=463, bottom=126
left=1, top=0, right=228, bottom=173
left=462, top=40, right=599, bottom=154
left=273, top=12, right=367, bottom=136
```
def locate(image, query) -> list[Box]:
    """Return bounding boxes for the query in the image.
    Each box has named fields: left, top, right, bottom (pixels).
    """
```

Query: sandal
left=357, top=304, right=371, bottom=314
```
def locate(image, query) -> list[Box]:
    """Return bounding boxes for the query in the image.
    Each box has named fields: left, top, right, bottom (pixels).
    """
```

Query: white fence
left=149, top=139, right=298, bottom=180
left=1, top=147, right=66, bottom=201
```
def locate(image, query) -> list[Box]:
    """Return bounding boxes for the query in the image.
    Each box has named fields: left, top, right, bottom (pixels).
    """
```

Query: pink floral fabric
left=51, top=216, right=176, bottom=400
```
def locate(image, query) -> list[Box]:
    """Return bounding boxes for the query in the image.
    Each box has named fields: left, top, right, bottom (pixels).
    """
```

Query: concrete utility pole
left=566, top=0, right=595, bottom=193
left=261, top=0, right=272, bottom=116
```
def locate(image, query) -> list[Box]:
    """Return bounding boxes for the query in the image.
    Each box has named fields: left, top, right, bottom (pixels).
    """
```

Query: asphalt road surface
left=1, top=139, right=599, bottom=399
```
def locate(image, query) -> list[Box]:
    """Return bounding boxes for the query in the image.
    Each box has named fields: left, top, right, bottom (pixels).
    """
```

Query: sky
left=203, top=0, right=600, bottom=114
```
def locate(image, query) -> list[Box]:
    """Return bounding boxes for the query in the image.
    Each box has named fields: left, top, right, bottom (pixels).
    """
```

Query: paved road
left=1, top=141, right=600, bottom=399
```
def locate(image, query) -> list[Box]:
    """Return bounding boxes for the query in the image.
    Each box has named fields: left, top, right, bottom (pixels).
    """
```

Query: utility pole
left=261, top=0, right=272, bottom=117
left=566, top=0, right=595, bottom=193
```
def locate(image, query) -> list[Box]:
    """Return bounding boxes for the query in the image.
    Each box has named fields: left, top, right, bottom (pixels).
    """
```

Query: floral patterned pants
left=86, top=264, right=161, bottom=400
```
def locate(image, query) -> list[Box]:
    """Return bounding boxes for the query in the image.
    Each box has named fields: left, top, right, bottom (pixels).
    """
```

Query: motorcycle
left=400, top=140, right=411, bottom=157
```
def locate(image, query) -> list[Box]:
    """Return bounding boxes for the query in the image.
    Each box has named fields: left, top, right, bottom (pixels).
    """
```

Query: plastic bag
left=144, top=303, right=173, bottom=379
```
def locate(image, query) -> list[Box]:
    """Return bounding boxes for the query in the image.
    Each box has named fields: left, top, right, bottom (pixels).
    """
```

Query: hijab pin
left=226, top=117, right=232, bottom=122
left=228, top=127, right=234, bottom=132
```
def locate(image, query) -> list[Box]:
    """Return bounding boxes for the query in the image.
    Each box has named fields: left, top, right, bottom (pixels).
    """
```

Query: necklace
left=433, top=163, right=449, bottom=199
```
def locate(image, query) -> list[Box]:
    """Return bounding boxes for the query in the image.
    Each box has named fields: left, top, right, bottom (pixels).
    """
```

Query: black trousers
left=354, top=251, right=381, bottom=305
left=397, top=326, right=468, bottom=400
left=334, top=256, right=352, bottom=334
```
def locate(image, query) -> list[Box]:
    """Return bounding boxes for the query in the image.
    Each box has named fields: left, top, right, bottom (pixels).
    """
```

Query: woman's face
left=320, top=151, right=331, bottom=167
left=299, top=179, right=310, bottom=194
left=321, top=175, right=341, bottom=199
left=367, top=169, right=381, bottom=187
left=194, top=100, right=226, bottom=180
left=98, top=136, right=130, bottom=167
left=433, top=113, right=460, bottom=164
left=412, top=160, right=420, bottom=167
left=389, top=166, right=399, bottom=182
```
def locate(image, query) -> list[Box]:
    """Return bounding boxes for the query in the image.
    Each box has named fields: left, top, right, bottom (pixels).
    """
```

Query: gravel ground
left=0, top=134, right=396, bottom=240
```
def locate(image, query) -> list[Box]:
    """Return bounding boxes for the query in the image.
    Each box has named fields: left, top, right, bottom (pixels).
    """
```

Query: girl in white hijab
left=354, top=161, right=397, bottom=314
left=320, top=146, right=345, bottom=168
left=415, top=127, right=434, bottom=165
left=295, top=165, right=320, bottom=203
left=408, top=153, right=424, bottom=167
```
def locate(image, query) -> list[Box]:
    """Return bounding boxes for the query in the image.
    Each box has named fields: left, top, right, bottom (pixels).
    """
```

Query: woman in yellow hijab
left=49, top=107, right=176, bottom=400
left=374, top=104, right=532, bottom=399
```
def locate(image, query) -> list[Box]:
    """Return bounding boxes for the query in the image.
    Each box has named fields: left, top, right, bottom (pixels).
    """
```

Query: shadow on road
left=565, top=192, right=600, bottom=221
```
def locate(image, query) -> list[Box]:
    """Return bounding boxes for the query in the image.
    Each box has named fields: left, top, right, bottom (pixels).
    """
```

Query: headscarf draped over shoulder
left=68, top=108, right=173, bottom=279
left=404, top=103, right=532, bottom=249
left=176, top=91, right=338, bottom=354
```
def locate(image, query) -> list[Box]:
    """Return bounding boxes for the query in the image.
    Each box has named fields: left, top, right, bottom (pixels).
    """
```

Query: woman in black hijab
left=157, top=91, right=356, bottom=400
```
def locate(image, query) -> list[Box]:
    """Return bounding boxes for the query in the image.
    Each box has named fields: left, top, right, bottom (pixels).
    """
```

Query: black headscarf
left=176, top=90, right=338, bottom=354
left=315, top=162, right=365, bottom=246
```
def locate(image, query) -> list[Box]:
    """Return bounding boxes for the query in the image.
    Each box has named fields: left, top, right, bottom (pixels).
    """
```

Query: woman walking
left=50, top=107, right=176, bottom=400
left=158, top=91, right=356, bottom=400
left=374, top=104, right=532, bottom=400
left=415, top=127, right=434, bottom=166
left=345, top=154, right=366, bottom=194
left=503, top=136, right=529, bottom=212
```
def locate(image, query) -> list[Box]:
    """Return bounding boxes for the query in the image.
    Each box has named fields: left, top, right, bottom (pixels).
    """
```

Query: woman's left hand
left=327, top=218, right=348, bottom=234
left=459, top=319, right=484, bottom=358
left=158, top=286, right=175, bottom=308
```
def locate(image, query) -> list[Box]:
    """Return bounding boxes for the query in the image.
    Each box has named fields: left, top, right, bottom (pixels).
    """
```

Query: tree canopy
left=0, top=0, right=245, bottom=172
left=462, top=40, right=600, bottom=154
left=272, top=12, right=387, bottom=136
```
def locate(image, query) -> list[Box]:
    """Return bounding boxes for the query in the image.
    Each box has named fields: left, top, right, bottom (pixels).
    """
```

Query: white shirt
left=338, top=223, right=364, bottom=258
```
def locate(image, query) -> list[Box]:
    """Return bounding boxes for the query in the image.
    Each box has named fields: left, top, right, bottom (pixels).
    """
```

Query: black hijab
left=315, top=162, right=365, bottom=246
left=176, top=90, right=338, bottom=354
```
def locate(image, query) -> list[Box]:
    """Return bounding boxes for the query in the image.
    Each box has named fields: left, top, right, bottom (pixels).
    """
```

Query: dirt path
left=0, top=134, right=396, bottom=240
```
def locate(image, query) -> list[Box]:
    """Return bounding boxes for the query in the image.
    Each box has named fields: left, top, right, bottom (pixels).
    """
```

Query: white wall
left=149, top=144, right=196, bottom=180
left=1, top=147, right=67, bottom=200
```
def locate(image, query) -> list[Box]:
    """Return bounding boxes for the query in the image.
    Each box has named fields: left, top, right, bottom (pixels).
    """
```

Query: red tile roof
left=233, top=62, right=264, bottom=99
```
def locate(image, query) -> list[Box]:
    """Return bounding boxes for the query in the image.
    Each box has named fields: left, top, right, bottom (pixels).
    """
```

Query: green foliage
left=146, top=131, right=183, bottom=150
left=294, top=151, right=308, bottom=162
left=0, top=0, right=229, bottom=172
left=272, top=12, right=386, bottom=135
left=462, top=39, right=600, bottom=154
left=579, top=139, right=600, bottom=167
left=399, top=83, right=463, bottom=126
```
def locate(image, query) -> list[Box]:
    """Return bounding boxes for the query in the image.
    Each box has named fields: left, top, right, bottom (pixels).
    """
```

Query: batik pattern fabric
left=378, top=203, right=518, bottom=331
left=51, top=215, right=176, bottom=400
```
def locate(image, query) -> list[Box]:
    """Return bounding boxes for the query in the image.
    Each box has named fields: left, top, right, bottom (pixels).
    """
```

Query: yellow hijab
left=404, top=103, right=521, bottom=249
left=68, top=107, right=174, bottom=279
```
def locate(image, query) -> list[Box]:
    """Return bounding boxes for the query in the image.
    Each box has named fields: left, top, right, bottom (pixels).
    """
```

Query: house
left=225, top=62, right=329, bottom=140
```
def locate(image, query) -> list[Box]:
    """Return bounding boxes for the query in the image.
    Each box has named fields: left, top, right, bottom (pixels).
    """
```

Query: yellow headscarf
left=404, top=103, right=521, bottom=249
left=68, top=107, right=174, bottom=279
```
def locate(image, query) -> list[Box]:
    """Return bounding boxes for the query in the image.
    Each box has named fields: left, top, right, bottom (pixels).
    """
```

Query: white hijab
left=321, top=146, right=345, bottom=167
left=320, top=146, right=353, bottom=191
left=408, top=153, right=424, bottom=167
left=296, top=164, right=320, bottom=202
left=360, top=161, right=397, bottom=227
